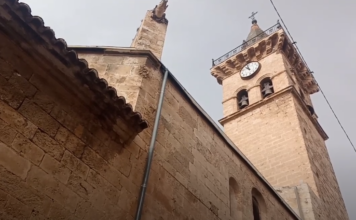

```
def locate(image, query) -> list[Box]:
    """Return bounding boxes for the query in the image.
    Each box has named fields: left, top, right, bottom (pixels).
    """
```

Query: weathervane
left=248, top=11, right=258, bottom=21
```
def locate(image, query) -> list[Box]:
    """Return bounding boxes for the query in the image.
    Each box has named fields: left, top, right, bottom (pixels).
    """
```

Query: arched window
left=252, top=188, right=267, bottom=220
left=237, top=90, right=249, bottom=110
left=229, top=177, right=240, bottom=218
left=260, top=78, right=274, bottom=98
left=252, top=197, right=261, bottom=220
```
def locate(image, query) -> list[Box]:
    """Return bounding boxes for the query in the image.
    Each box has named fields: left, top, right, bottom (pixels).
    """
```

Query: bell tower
left=211, top=15, right=349, bottom=220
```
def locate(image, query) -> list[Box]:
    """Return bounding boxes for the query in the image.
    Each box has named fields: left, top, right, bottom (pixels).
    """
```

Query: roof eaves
left=3, top=0, right=148, bottom=133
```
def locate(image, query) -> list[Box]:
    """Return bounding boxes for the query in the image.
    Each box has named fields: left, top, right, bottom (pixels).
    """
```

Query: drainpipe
left=134, top=67, right=169, bottom=220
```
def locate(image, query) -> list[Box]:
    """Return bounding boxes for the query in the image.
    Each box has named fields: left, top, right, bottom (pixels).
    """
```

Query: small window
left=260, top=78, right=274, bottom=98
left=252, top=188, right=267, bottom=220
left=237, top=90, right=249, bottom=109
left=229, top=178, right=240, bottom=218
left=252, top=197, right=261, bottom=220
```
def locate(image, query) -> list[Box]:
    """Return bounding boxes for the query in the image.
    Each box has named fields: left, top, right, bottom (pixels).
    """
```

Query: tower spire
left=245, top=12, right=267, bottom=45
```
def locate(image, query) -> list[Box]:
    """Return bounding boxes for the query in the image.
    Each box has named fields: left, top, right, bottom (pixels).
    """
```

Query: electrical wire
left=269, top=0, right=356, bottom=153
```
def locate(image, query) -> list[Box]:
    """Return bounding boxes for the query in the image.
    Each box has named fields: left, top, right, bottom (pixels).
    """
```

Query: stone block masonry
left=219, top=43, right=349, bottom=220
left=0, top=31, right=136, bottom=219
left=130, top=64, right=300, bottom=219
left=223, top=87, right=349, bottom=220
left=0, top=28, right=299, bottom=220
left=0, top=0, right=350, bottom=219
left=131, top=9, right=168, bottom=60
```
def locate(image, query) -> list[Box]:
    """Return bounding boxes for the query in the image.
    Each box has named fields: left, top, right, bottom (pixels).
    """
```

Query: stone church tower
left=211, top=18, right=349, bottom=220
left=0, top=0, right=349, bottom=219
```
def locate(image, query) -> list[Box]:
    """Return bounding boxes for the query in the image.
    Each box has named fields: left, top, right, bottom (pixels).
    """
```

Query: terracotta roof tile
left=2, top=0, right=148, bottom=132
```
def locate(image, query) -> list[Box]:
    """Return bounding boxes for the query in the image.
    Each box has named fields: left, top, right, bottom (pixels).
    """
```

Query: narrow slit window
left=252, top=188, right=267, bottom=220
left=229, top=178, right=239, bottom=218
left=252, top=197, right=261, bottom=220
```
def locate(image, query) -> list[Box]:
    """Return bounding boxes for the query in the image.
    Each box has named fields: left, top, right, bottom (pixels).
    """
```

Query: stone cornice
left=219, top=86, right=328, bottom=140
left=211, top=29, right=319, bottom=95
left=68, top=46, right=162, bottom=69
left=211, top=31, right=284, bottom=84
left=281, top=42, right=319, bottom=95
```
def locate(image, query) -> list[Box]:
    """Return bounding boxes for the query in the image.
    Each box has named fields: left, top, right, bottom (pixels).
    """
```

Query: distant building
left=0, top=0, right=349, bottom=219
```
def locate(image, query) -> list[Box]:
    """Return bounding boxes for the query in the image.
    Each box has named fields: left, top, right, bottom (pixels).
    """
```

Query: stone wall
left=223, top=89, right=320, bottom=191
left=276, top=183, right=320, bottom=220
left=222, top=87, right=349, bottom=220
left=131, top=10, right=168, bottom=60
left=294, top=98, right=349, bottom=220
left=0, top=32, right=298, bottom=219
left=0, top=31, right=140, bottom=220
left=130, top=55, right=299, bottom=220
left=76, top=50, right=153, bottom=111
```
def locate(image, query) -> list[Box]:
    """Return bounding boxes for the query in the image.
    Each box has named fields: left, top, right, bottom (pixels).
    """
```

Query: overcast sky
left=22, top=0, right=355, bottom=218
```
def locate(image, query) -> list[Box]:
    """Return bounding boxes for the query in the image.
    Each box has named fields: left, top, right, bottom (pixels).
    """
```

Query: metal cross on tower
left=248, top=12, right=258, bottom=21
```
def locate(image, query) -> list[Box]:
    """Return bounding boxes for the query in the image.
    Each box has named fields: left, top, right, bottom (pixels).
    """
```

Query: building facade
left=0, top=0, right=348, bottom=220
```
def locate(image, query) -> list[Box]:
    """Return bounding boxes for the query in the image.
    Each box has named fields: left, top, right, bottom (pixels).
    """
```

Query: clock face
left=240, top=62, right=260, bottom=79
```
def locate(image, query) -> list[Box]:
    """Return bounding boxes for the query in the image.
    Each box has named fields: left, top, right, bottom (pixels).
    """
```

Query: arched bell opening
left=237, top=90, right=249, bottom=110
left=260, top=78, right=274, bottom=98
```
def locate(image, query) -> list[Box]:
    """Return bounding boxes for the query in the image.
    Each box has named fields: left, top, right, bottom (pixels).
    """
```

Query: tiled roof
left=2, top=0, right=148, bottom=132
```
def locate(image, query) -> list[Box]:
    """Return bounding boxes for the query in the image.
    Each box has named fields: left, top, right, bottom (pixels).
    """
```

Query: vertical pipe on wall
left=134, top=68, right=169, bottom=220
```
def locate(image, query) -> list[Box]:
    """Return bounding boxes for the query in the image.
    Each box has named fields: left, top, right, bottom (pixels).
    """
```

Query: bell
left=239, top=95, right=249, bottom=109
left=262, top=82, right=273, bottom=97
